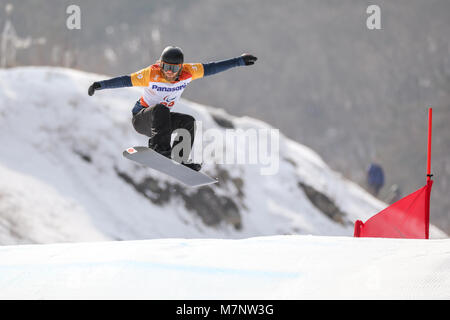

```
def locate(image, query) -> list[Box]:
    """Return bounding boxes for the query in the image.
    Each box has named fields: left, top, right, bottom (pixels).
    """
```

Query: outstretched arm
left=88, top=75, right=133, bottom=96
left=88, top=65, right=151, bottom=96
left=202, top=53, right=257, bottom=77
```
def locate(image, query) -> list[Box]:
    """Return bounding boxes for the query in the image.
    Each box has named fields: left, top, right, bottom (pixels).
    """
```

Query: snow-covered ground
left=0, top=66, right=445, bottom=244
left=0, top=235, right=448, bottom=299
left=0, top=67, right=450, bottom=299
left=0, top=67, right=448, bottom=300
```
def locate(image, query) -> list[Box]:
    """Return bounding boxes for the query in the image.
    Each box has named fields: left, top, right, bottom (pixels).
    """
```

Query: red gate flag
left=354, top=179, right=433, bottom=238
left=354, top=108, right=433, bottom=239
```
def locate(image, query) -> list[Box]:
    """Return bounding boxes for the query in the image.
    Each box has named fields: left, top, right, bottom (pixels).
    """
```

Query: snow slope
left=0, top=67, right=448, bottom=300
left=0, top=236, right=448, bottom=299
left=0, top=67, right=446, bottom=244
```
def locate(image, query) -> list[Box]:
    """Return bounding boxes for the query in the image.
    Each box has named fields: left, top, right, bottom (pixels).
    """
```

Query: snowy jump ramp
left=0, top=235, right=448, bottom=299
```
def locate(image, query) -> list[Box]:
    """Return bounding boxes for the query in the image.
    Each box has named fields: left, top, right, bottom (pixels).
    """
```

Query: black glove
left=88, top=82, right=101, bottom=96
left=241, top=53, right=257, bottom=66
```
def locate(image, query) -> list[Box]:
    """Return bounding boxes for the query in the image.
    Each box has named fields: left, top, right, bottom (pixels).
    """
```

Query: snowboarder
left=88, top=46, right=257, bottom=171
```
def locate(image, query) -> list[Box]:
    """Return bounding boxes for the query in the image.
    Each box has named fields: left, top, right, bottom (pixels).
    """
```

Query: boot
left=149, top=140, right=172, bottom=159
left=181, top=162, right=202, bottom=172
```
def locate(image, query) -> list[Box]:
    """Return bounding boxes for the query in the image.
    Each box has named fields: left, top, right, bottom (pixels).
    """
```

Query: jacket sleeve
left=98, top=76, right=133, bottom=89
left=202, top=57, right=245, bottom=77
left=97, top=65, right=152, bottom=89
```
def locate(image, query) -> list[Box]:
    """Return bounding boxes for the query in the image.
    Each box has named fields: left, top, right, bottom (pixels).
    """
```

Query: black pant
left=132, top=102, right=195, bottom=157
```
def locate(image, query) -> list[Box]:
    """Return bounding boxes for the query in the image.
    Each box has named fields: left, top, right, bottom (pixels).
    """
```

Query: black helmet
left=160, top=46, right=184, bottom=64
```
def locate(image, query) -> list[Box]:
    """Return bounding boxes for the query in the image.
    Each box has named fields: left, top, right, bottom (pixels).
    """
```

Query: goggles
left=161, top=62, right=182, bottom=73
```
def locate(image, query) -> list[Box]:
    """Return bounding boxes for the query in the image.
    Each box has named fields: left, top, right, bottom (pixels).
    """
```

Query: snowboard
left=123, top=146, right=218, bottom=187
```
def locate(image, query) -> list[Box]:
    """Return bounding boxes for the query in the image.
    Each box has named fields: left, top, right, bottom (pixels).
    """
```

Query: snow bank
left=0, top=235, right=448, bottom=299
left=0, top=66, right=446, bottom=244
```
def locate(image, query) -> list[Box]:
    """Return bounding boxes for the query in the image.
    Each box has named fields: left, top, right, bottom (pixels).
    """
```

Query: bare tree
left=0, top=3, right=46, bottom=68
